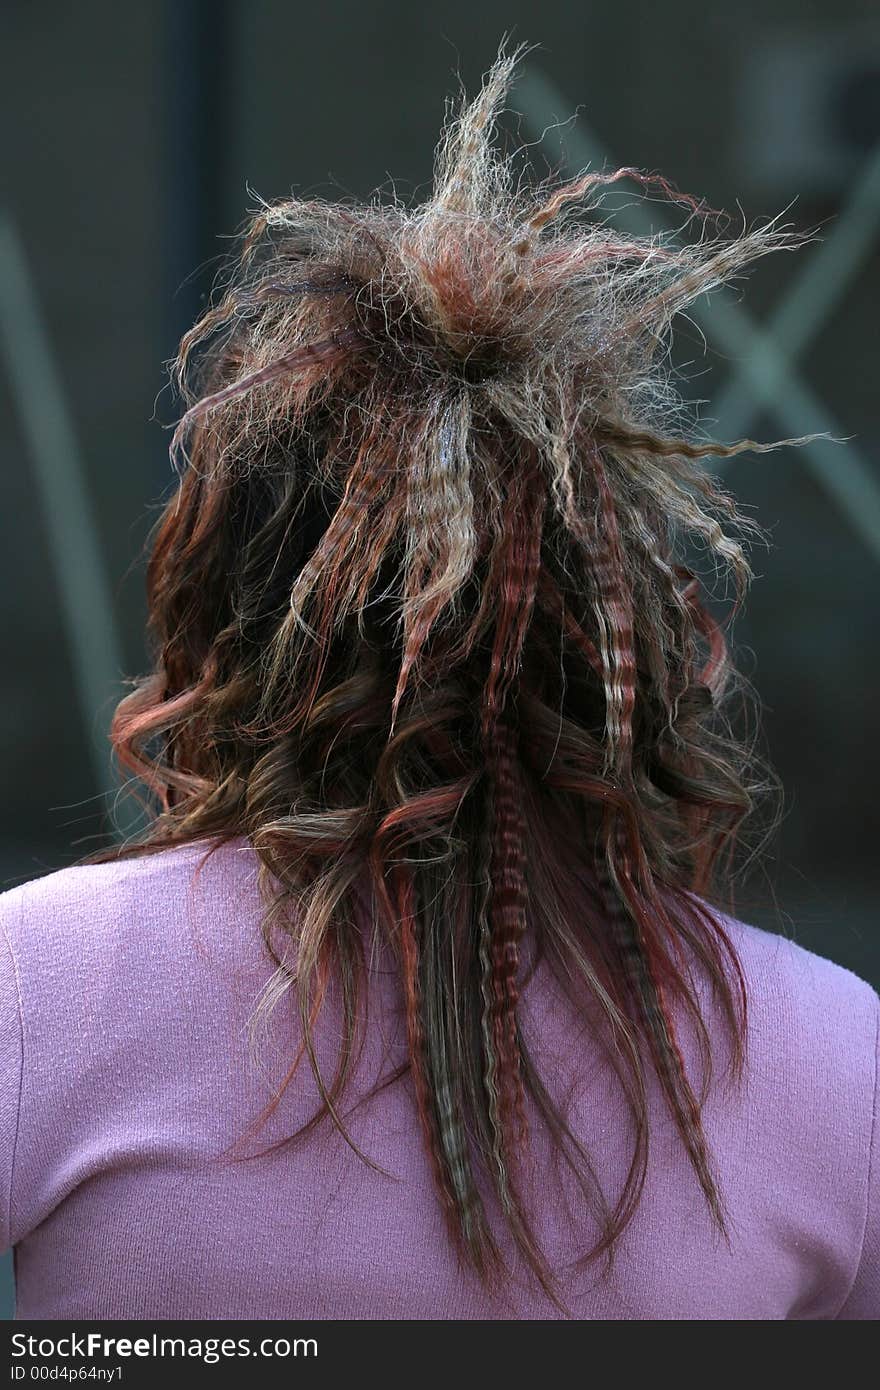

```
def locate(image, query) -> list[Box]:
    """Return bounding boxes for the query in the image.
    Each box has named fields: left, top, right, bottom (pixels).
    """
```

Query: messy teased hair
left=82, top=42, right=820, bottom=1306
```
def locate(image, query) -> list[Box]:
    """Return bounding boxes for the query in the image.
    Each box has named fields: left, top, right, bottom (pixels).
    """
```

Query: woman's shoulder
left=0, top=836, right=263, bottom=980
left=703, top=907, right=878, bottom=1184
left=706, top=907, right=879, bottom=1318
left=713, top=905, right=880, bottom=1045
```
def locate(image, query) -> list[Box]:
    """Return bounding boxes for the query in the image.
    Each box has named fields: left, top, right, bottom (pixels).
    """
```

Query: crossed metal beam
left=517, top=67, right=880, bottom=563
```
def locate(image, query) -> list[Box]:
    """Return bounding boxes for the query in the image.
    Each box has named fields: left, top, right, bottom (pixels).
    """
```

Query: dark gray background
left=2, top=0, right=878, bottom=1319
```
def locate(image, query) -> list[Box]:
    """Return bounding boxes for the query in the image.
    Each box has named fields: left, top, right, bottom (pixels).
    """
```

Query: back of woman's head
left=86, top=41, right=820, bottom=1304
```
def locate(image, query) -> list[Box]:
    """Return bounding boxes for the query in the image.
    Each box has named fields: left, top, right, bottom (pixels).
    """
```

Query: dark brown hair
left=81, top=41, right=821, bottom=1307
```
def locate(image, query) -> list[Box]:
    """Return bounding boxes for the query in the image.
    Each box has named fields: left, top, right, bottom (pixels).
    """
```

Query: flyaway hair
left=82, top=40, right=824, bottom=1308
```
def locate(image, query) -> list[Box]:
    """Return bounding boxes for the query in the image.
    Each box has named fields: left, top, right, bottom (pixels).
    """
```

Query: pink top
left=0, top=836, right=877, bottom=1320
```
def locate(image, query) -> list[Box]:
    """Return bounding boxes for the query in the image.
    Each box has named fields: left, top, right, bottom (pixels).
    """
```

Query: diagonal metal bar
left=517, top=68, right=880, bottom=563
left=712, top=138, right=880, bottom=442
left=0, top=215, right=136, bottom=835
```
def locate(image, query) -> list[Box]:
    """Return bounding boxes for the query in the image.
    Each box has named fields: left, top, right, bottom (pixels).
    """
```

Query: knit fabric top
left=0, top=837, right=877, bottom=1320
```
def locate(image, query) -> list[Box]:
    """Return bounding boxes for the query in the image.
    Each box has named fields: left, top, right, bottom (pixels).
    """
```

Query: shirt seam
left=833, top=988, right=880, bottom=1318
left=0, top=901, right=25, bottom=1254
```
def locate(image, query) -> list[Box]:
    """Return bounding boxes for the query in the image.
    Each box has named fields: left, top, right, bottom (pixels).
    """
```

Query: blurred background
left=1, top=0, right=878, bottom=1317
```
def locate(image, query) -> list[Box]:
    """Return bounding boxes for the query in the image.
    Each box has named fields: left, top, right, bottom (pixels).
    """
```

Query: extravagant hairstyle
left=82, top=42, right=820, bottom=1307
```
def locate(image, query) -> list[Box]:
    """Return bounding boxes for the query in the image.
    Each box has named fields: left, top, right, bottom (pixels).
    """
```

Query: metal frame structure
left=517, top=67, right=880, bottom=562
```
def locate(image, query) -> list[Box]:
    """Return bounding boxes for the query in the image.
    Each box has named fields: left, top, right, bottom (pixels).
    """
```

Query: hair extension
left=80, top=38, right=826, bottom=1306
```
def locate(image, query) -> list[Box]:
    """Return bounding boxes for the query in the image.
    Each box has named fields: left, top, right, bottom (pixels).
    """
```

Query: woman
left=1, top=44, right=877, bottom=1320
